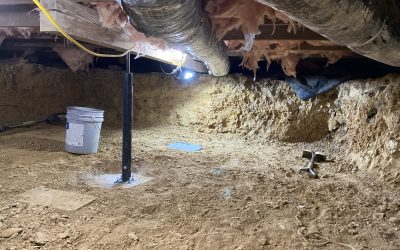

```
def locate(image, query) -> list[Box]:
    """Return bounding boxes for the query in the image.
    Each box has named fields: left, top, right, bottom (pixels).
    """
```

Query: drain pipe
left=256, top=0, right=400, bottom=67
left=121, top=0, right=230, bottom=76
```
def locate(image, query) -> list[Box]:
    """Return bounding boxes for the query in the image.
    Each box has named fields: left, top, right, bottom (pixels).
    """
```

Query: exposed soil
left=0, top=125, right=399, bottom=250
left=0, top=64, right=400, bottom=249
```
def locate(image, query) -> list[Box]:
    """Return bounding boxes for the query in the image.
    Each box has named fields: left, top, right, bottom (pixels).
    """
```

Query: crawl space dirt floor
left=0, top=64, right=400, bottom=250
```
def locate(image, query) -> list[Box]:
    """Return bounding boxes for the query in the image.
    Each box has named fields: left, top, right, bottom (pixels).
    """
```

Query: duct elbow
left=122, top=0, right=230, bottom=76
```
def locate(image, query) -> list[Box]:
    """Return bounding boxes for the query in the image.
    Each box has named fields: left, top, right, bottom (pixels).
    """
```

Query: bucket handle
left=91, top=117, right=102, bottom=131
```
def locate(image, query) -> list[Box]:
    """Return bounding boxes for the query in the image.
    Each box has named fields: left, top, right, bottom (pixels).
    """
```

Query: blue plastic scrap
left=285, top=76, right=346, bottom=100
left=167, top=142, right=203, bottom=152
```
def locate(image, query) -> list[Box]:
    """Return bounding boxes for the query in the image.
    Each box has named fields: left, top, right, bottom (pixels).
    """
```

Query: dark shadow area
left=135, top=55, right=400, bottom=91
left=2, top=48, right=400, bottom=81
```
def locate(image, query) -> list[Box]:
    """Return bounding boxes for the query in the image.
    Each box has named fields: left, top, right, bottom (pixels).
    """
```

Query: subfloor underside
left=0, top=125, right=399, bottom=250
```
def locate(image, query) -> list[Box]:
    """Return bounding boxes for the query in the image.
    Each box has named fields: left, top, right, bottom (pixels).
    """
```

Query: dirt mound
left=134, top=74, right=334, bottom=142
left=333, top=74, right=400, bottom=183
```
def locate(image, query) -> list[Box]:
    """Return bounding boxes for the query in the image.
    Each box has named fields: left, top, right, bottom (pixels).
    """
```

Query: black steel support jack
left=121, top=53, right=133, bottom=182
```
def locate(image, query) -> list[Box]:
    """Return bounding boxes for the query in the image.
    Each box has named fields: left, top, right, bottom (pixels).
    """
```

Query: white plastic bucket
left=65, top=106, right=104, bottom=154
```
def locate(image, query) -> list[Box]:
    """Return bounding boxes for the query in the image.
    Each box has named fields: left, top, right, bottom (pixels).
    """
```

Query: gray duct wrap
left=121, top=0, right=230, bottom=76
left=256, top=0, right=400, bottom=67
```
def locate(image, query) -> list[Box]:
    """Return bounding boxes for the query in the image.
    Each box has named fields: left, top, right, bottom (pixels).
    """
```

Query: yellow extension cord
left=32, top=0, right=136, bottom=58
left=32, top=0, right=187, bottom=67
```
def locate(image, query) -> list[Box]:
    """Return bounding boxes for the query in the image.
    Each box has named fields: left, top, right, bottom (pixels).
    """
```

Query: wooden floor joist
left=223, top=24, right=328, bottom=41
left=227, top=43, right=351, bottom=57
left=0, top=0, right=113, bottom=4
left=38, top=0, right=207, bottom=73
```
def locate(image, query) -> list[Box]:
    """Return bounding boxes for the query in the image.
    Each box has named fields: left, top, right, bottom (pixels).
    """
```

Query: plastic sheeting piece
left=122, top=0, right=229, bottom=76
left=286, top=76, right=345, bottom=100
left=167, top=142, right=203, bottom=152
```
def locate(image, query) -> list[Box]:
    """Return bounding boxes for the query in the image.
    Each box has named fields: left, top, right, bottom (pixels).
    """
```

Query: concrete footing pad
left=85, top=173, right=152, bottom=189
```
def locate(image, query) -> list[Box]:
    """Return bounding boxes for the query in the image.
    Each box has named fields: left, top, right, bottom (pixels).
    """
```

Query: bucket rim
left=67, top=106, right=104, bottom=113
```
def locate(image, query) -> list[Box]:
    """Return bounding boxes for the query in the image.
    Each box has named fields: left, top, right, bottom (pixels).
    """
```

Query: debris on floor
left=213, top=167, right=223, bottom=176
left=167, top=142, right=203, bottom=152
left=19, top=187, right=96, bottom=211
left=298, top=150, right=327, bottom=179
left=223, top=187, right=233, bottom=199
left=286, top=75, right=345, bottom=100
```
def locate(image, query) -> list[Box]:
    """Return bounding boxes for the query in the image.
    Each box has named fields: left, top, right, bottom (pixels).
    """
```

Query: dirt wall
left=133, top=74, right=335, bottom=142
left=0, top=64, right=123, bottom=125
left=1, top=64, right=399, bottom=181
left=333, top=74, right=400, bottom=183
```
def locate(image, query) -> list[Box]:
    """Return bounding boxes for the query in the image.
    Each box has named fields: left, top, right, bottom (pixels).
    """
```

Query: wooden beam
left=39, top=0, right=207, bottom=73
left=0, top=0, right=113, bottom=4
left=0, top=5, right=39, bottom=27
left=288, top=45, right=351, bottom=53
left=223, top=24, right=327, bottom=41
left=227, top=44, right=352, bottom=57
left=1, top=38, right=95, bottom=49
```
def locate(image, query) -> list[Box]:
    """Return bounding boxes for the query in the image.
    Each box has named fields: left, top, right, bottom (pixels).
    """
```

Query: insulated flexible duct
left=256, top=0, right=400, bottom=67
left=121, top=0, right=230, bottom=76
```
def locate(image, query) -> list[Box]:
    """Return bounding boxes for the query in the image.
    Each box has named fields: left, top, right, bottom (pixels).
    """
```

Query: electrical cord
left=33, top=0, right=188, bottom=68
left=160, top=63, right=183, bottom=79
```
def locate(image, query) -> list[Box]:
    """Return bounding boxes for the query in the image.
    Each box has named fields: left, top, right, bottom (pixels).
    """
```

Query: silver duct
left=256, top=0, right=400, bottom=67
left=121, top=0, right=230, bottom=76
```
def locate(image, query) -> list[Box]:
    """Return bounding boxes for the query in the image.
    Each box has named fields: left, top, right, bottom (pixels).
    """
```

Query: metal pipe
left=121, top=0, right=230, bottom=76
left=121, top=53, right=133, bottom=182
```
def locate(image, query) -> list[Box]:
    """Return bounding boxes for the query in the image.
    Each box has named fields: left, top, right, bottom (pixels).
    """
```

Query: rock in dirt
left=15, top=204, right=27, bottom=214
left=373, top=213, right=385, bottom=220
left=258, top=236, right=270, bottom=246
left=58, top=232, right=69, bottom=239
left=50, top=213, right=59, bottom=220
left=31, top=232, right=49, bottom=246
left=379, top=204, right=388, bottom=213
left=127, top=233, right=139, bottom=242
left=0, top=214, right=6, bottom=222
left=0, top=228, right=23, bottom=238
left=389, top=217, right=400, bottom=224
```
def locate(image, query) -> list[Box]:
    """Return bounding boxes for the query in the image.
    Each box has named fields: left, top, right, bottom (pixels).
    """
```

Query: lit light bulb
left=183, top=71, right=194, bottom=80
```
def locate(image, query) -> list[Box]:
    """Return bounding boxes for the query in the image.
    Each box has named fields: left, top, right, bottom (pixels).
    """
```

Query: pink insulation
left=0, top=27, right=36, bottom=39
left=228, top=40, right=352, bottom=77
left=95, top=2, right=128, bottom=30
left=204, top=0, right=301, bottom=49
left=203, top=0, right=353, bottom=76
left=94, top=1, right=167, bottom=50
